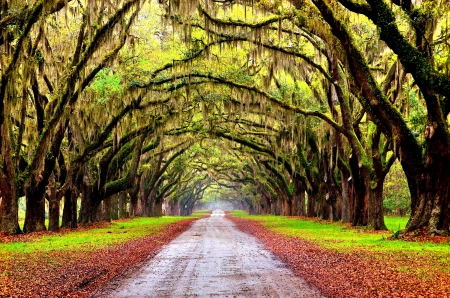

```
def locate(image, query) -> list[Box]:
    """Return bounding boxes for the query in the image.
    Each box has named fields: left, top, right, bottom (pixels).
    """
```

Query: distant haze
left=195, top=200, right=235, bottom=211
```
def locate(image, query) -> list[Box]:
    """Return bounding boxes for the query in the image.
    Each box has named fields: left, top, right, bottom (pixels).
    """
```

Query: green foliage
left=87, top=68, right=123, bottom=104
left=383, top=162, right=411, bottom=215
left=407, top=90, right=427, bottom=137
left=17, top=197, right=25, bottom=220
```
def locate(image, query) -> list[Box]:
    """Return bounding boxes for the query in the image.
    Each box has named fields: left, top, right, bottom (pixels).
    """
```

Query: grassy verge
left=2, top=216, right=197, bottom=254
left=0, top=216, right=200, bottom=297
left=229, top=211, right=447, bottom=252
left=229, top=211, right=450, bottom=296
left=229, top=211, right=450, bottom=279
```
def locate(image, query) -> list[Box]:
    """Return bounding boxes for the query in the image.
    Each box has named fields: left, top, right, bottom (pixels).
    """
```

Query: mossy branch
left=200, top=5, right=294, bottom=29
left=158, top=72, right=346, bottom=136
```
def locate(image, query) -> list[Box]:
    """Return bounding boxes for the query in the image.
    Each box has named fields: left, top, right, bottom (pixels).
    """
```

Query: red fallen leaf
left=0, top=219, right=196, bottom=298
left=227, top=215, right=450, bottom=298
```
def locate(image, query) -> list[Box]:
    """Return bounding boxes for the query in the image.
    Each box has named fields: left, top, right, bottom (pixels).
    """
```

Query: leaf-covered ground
left=229, top=215, right=450, bottom=298
left=0, top=218, right=196, bottom=297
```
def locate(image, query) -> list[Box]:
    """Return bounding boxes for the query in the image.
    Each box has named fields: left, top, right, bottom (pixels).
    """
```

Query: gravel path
left=93, top=210, right=325, bottom=297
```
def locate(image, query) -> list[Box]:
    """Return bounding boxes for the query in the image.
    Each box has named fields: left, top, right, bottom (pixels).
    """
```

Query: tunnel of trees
left=0, top=0, right=449, bottom=235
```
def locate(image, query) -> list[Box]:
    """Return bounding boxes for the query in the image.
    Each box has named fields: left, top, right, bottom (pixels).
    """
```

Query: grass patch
left=230, top=211, right=450, bottom=280
left=229, top=210, right=248, bottom=217
left=2, top=217, right=191, bottom=254
left=18, top=219, right=57, bottom=230
left=384, top=216, right=408, bottom=231
left=230, top=211, right=449, bottom=254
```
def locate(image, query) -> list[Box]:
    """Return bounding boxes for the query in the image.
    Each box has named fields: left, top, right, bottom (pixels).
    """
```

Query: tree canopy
left=0, top=0, right=449, bottom=235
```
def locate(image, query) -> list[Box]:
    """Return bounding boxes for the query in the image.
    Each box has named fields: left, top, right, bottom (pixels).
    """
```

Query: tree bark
left=61, top=188, right=78, bottom=228
left=307, top=190, right=317, bottom=217
left=0, top=123, right=21, bottom=234
left=118, top=192, right=128, bottom=218
left=47, top=174, right=60, bottom=232
left=340, top=169, right=352, bottom=223
left=23, top=184, right=46, bottom=233
left=349, top=153, right=368, bottom=226
left=169, top=198, right=180, bottom=216
left=111, top=194, right=119, bottom=220
left=78, top=173, right=100, bottom=225
left=294, top=178, right=306, bottom=216
left=406, top=138, right=450, bottom=234
left=103, top=196, right=112, bottom=222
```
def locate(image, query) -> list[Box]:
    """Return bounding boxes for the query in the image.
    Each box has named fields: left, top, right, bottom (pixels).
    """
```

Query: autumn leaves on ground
left=229, top=212, right=450, bottom=298
left=0, top=217, right=198, bottom=297
left=1, top=211, right=450, bottom=298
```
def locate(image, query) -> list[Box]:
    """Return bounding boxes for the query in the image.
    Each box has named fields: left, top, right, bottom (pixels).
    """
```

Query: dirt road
left=93, top=210, right=325, bottom=297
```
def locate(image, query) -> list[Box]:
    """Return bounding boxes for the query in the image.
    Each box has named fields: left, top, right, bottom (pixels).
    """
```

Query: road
left=93, top=210, right=325, bottom=297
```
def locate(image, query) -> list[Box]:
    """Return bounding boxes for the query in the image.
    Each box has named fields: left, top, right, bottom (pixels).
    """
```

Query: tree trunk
left=0, top=123, right=21, bottom=234
left=102, top=196, right=112, bottom=222
left=130, top=191, right=140, bottom=217
left=294, top=179, right=306, bottom=216
left=340, top=170, right=352, bottom=223
left=306, top=190, right=315, bottom=217
left=61, top=188, right=78, bottom=228
left=48, top=174, right=60, bottom=232
left=111, top=194, right=119, bottom=220
left=148, top=190, right=162, bottom=217
left=354, top=175, right=369, bottom=226
left=406, top=137, right=450, bottom=234
left=169, top=198, right=180, bottom=216
left=152, top=199, right=163, bottom=217
left=24, top=184, right=46, bottom=233
left=349, top=153, right=368, bottom=226
left=128, top=178, right=141, bottom=217
left=283, top=195, right=292, bottom=216
left=0, top=176, right=20, bottom=234
left=368, top=181, right=387, bottom=230
left=316, top=181, right=329, bottom=220
left=118, top=192, right=128, bottom=218
left=142, top=194, right=150, bottom=217
left=78, top=182, right=100, bottom=225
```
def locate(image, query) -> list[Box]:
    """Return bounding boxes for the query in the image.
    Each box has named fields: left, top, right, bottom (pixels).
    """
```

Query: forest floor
left=228, top=213, right=450, bottom=298
left=0, top=217, right=197, bottom=297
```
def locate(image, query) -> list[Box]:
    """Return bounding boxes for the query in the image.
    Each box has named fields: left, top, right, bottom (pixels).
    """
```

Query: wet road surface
left=93, top=210, right=325, bottom=298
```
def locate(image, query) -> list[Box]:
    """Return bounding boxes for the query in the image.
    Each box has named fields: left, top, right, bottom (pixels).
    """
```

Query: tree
left=3, top=0, right=449, bottom=235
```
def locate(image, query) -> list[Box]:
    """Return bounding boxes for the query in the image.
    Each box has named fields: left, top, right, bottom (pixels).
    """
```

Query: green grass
left=229, top=210, right=248, bottom=217
left=230, top=211, right=449, bottom=254
left=232, top=211, right=450, bottom=280
left=384, top=216, right=409, bottom=232
left=18, top=219, right=60, bottom=230
left=1, top=217, right=192, bottom=254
